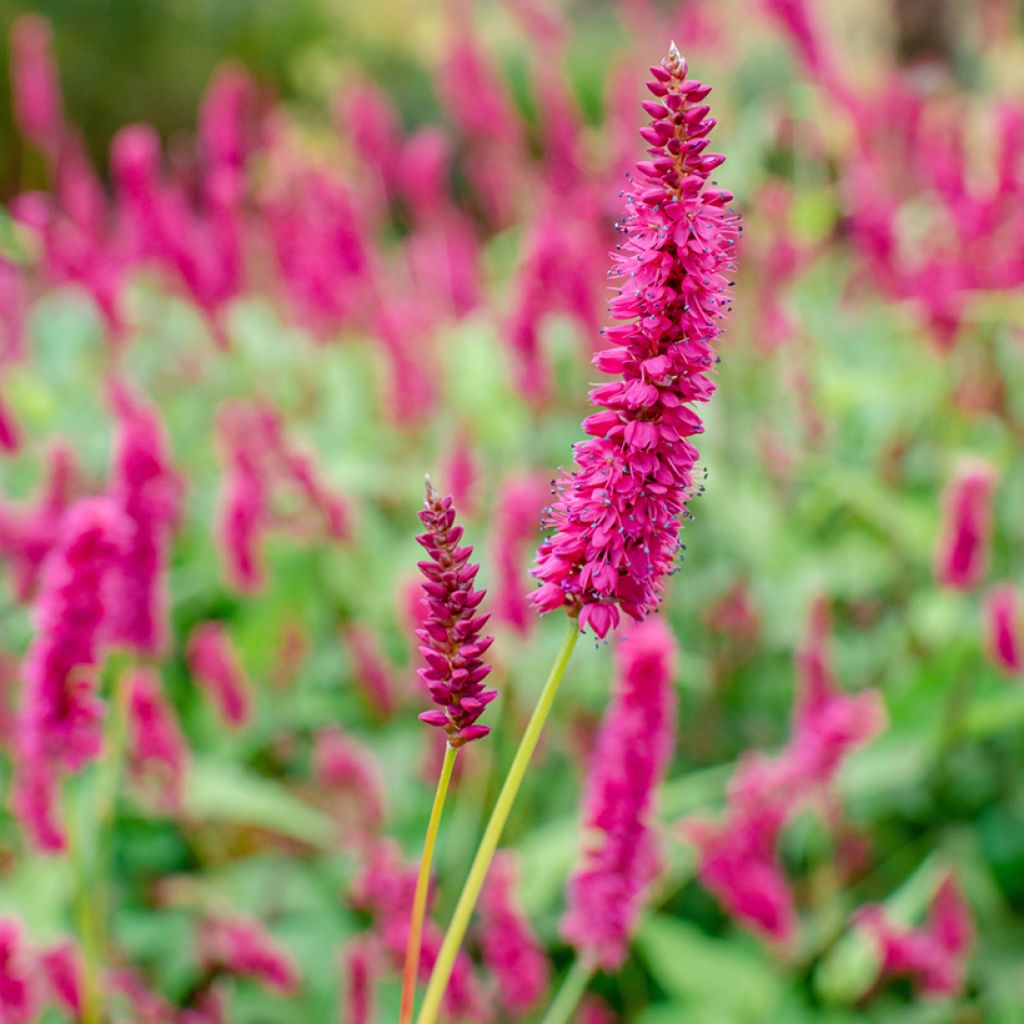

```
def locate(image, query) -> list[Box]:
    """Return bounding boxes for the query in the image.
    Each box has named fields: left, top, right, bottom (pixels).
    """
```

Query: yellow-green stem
left=400, top=742, right=459, bottom=1024
left=66, top=802, right=103, bottom=1024
left=415, top=617, right=579, bottom=1024
left=539, top=957, right=595, bottom=1024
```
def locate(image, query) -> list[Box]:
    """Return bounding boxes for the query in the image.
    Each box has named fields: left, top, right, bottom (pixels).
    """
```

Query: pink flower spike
left=0, top=918, right=38, bottom=1024
left=199, top=915, right=299, bottom=995
left=562, top=617, right=678, bottom=968
left=530, top=47, right=738, bottom=636
left=313, top=726, right=386, bottom=835
left=934, top=460, right=997, bottom=590
left=855, top=873, right=974, bottom=997
left=107, top=380, right=182, bottom=656
left=38, top=940, right=83, bottom=1016
left=186, top=623, right=251, bottom=728
left=126, top=667, right=188, bottom=813
left=479, top=851, right=550, bottom=1013
left=0, top=390, right=20, bottom=454
left=985, top=583, right=1023, bottom=676
left=341, top=939, right=377, bottom=1024
left=415, top=479, right=496, bottom=748
left=493, top=474, right=548, bottom=634
left=341, top=624, right=397, bottom=719
left=9, top=15, right=63, bottom=156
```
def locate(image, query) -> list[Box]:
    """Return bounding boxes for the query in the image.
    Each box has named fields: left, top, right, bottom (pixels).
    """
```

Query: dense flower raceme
left=0, top=918, right=38, bottom=1024
left=984, top=583, right=1023, bottom=675
left=198, top=915, right=300, bottom=995
left=126, top=667, right=188, bottom=812
left=934, top=460, right=997, bottom=590
left=107, top=381, right=182, bottom=655
left=562, top=617, right=678, bottom=968
left=684, top=601, right=885, bottom=944
left=854, top=874, right=974, bottom=997
left=12, top=497, right=127, bottom=851
left=478, top=852, right=551, bottom=1014
left=185, top=622, right=252, bottom=728
left=415, top=480, right=496, bottom=747
left=530, top=46, right=739, bottom=638
left=350, top=840, right=486, bottom=1020
left=0, top=443, right=78, bottom=602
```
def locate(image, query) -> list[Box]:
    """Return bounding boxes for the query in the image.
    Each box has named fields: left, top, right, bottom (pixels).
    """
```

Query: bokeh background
left=2, top=0, right=1024, bottom=1022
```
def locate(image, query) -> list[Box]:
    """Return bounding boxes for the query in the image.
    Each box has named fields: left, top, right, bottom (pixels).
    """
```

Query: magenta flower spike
left=108, top=381, right=182, bottom=656
left=562, top=617, right=678, bottom=968
left=185, top=622, right=252, bottom=728
left=530, top=45, right=739, bottom=638
left=342, top=939, right=377, bottom=1024
left=854, top=873, right=974, bottom=997
left=984, top=583, right=1023, bottom=676
left=0, top=918, right=38, bottom=1024
left=199, top=915, right=299, bottom=995
left=39, top=940, right=84, bottom=1017
left=415, top=479, right=496, bottom=748
left=9, top=14, right=63, bottom=157
left=126, top=667, right=188, bottom=813
left=478, top=851, right=551, bottom=1014
left=934, top=460, right=997, bottom=590
left=12, top=497, right=126, bottom=851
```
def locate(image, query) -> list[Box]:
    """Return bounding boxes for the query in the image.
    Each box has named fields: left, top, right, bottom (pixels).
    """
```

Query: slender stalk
left=399, top=742, right=459, bottom=1024
left=415, top=617, right=579, bottom=1024
left=66, top=806, right=103, bottom=1024
left=539, top=958, right=595, bottom=1024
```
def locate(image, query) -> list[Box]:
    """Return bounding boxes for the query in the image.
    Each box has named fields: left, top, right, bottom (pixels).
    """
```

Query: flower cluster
left=415, top=480, right=496, bottom=748
left=530, top=44, right=739, bottom=638
left=562, top=617, right=678, bottom=968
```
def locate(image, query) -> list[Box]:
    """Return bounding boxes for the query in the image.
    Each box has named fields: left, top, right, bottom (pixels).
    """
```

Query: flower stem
left=539, top=958, right=595, bottom=1024
left=66, top=810, right=103, bottom=1024
left=415, top=617, right=579, bottom=1024
left=400, top=742, right=459, bottom=1024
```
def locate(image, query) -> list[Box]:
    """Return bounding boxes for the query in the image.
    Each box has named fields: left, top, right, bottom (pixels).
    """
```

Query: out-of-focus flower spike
left=478, top=851, right=550, bottom=1013
left=38, top=939, right=83, bottom=1017
left=341, top=939, right=377, bottom=1024
left=984, top=583, right=1023, bottom=676
left=126, top=667, right=188, bottom=813
left=314, top=726, right=386, bottom=835
left=492, top=475, right=548, bottom=635
left=9, top=14, right=63, bottom=157
left=562, top=617, right=678, bottom=968
left=0, top=918, right=38, bottom=1024
left=342, top=624, right=397, bottom=720
left=934, top=460, right=997, bottom=590
left=185, top=622, right=251, bottom=728
left=199, top=915, right=300, bottom=995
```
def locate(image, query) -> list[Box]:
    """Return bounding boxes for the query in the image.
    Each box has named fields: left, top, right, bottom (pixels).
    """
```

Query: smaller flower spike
left=415, top=478, right=496, bottom=747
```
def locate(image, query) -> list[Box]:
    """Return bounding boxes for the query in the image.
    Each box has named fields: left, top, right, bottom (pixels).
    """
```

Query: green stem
left=65, top=795, right=103, bottom=1024
left=539, top=958, right=595, bottom=1024
left=415, top=617, right=579, bottom=1024
left=400, top=742, right=459, bottom=1024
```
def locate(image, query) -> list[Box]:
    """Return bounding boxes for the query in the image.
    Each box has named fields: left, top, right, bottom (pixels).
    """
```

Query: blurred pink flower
left=530, top=47, right=738, bottom=637
left=108, top=381, right=182, bottom=656
left=492, top=474, right=548, bottom=634
left=0, top=390, right=19, bottom=454
left=341, top=939, right=377, bottom=1024
left=350, top=840, right=486, bottom=1020
left=186, top=622, right=251, bottom=728
left=199, top=916, right=299, bottom=995
left=12, top=497, right=126, bottom=851
left=126, top=667, right=188, bottom=813
left=199, top=63, right=257, bottom=183
left=934, top=460, right=997, bottom=590
left=575, top=995, right=618, bottom=1024
left=442, top=435, right=480, bottom=521
left=0, top=258, right=26, bottom=361
left=38, top=940, right=83, bottom=1016
left=9, top=14, right=63, bottom=155
left=563, top=617, right=678, bottom=967
left=855, top=874, right=974, bottom=997
left=478, top=852, right=550, bottom=1013
left=342, top=624, right=397, bottom=720
left=0, top=443, right=78, bottom=603
left=415, top=480, right=496, bottom=747
left=0, top=918, right=38, bottom=1024
left=985, top=583, right=1023, bottom=676
left=313, top=726, right=385, bottom=834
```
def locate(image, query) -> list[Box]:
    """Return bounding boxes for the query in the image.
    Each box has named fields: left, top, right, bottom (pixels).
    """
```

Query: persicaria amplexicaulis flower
left=0, top=918, right=38, bottom=1024
left=186, top=622, right=251, bottom=728
left=415, top=479, right=496, bottom=748
left=985, top=583, right=1022, bottom=676
left=198, top=915, right=299, bottom=995
left=126, top=667, right=188, bottom=812
left=530, top=45, right=739, bottom=638
left=934, top=460, right=996, bottom=590
left=562, top=617, right=678, bottom=968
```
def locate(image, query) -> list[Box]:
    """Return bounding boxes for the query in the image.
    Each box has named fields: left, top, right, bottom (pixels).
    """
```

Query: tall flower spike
left=530, top=46, right=739, bottom=638
left=415, top=479, right=496, bottom=747
left=562, top=617, right=678, bottom=968
left=934, top=460, right=996, bottom=590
